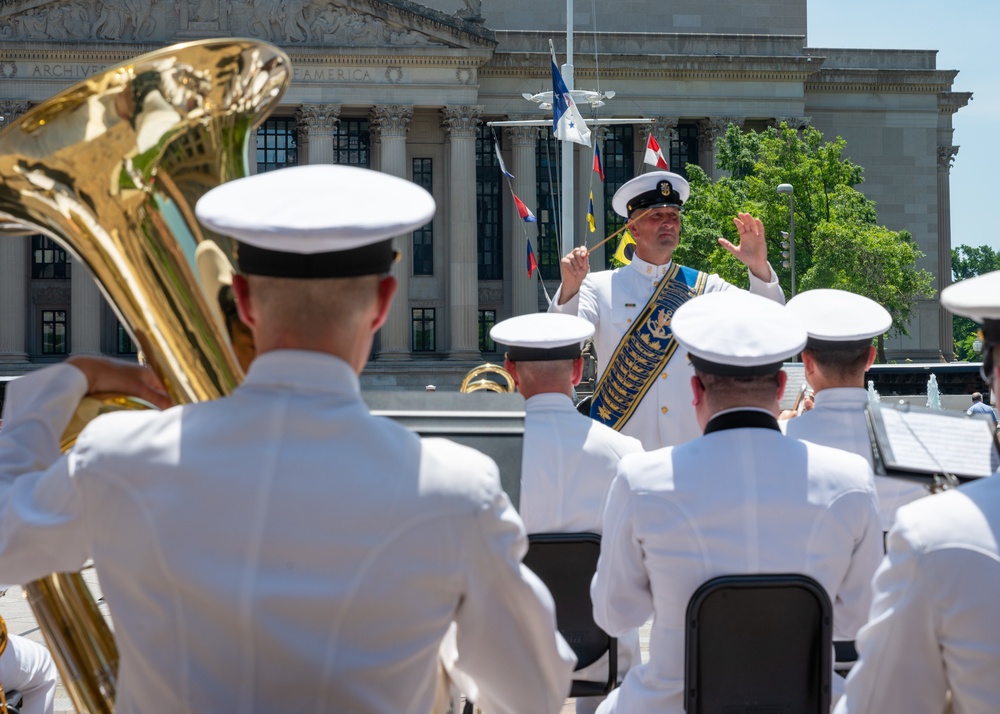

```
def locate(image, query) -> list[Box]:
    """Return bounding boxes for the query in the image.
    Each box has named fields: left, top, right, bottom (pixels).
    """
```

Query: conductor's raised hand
left=557, top=246, right=590, bottom=305
left=67, top=356, right=172, bottom=410
left=720, top=213, right=772, bottom=282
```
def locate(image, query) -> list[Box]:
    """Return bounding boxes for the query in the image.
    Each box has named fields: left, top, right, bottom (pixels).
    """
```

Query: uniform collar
left=813, top=387, right=868, bottom=409
left=704, top=407, right=781, bottom=435
left=525, top=392, right=578, bottom=412
left=240, top=350, right=360, bottom=396
left=628, top=255, right=672, bottom=280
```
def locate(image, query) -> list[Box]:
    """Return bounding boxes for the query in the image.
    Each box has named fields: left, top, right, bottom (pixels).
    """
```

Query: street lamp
left=776, top=183, right=795, bottom=297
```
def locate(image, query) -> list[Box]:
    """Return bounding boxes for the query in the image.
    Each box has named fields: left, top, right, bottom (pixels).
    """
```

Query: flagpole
left=561, top=0, right=575, bottom=258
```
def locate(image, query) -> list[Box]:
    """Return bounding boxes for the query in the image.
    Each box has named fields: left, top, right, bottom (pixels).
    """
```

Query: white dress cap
left=611, top=171, right=690, bottom=218
left=490, top=313, right=595, bottom=361
left=196, top=165, right=435, bottom=277
left=941, top=271, right=1000, bottom=323
left=672, top=291, right=807, bottom=375
left=785, top=289, right=891, bottom=348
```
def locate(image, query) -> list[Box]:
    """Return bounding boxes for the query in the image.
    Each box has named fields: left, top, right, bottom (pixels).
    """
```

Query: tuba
left=460, top=363, right=515, bottom=393
left=0, top=39, right=290, bottom=712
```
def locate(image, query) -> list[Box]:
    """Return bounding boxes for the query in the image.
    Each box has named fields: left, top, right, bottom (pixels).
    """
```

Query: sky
left=807, top=0, right=999, bottom=251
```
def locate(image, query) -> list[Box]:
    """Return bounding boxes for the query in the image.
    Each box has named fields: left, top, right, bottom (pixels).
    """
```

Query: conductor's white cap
left=611, top=171, right=690, bottom=218
left=490, top=313, right=595, bottom=361
left=941, top=271, right=1000, bottom=324
left=196, top=164, right=435, bottom=278
left=672, top=291, right=807, bottom=375
left=785, top=289, right=891, bottom=349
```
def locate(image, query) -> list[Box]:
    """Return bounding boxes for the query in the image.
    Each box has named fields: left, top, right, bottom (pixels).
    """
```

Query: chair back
left=523, top=532, right=616, bottom=697
left=684, top=573, right=832, bottom=713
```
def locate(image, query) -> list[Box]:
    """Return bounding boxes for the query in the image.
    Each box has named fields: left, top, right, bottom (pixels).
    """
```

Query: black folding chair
left=523, top=532, right=617, bottom=698
left=684, top=573, right=832, bottom=713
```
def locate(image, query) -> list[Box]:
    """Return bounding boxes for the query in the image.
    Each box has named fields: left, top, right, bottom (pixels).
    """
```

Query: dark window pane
left=334, top=119, right=370, bottom=167
left=256, top=118, right=299, bottom=173
left=412, top=158, right=434, bottom=276
left=31, top=236, right=71, bottom=279
left=603, top=126, right=635, bottom=269
left=536, top=132, right=563, bottom=280
left=478, top=310, right=496, bottom=352
left=477, top=126, right=503, bottom=280
left=412, top=308, right=436, bottom=352
left=41, top=309, right=68, bottom=355
left=668, top=123, right=700, bottom=179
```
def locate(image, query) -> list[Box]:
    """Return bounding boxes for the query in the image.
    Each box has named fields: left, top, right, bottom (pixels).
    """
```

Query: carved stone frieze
left=32, top=285, right=71, bottom=305
left=938, top=145, right=959, bottom=170
left=296, top=104, right=341, bottom=138
left=441, top=105, right=482, bottom=139
left=0, top=100, right=30, bottom=123
left=369, top=104, right=412, bottom=140
left=0, top=0, right=449, bottom=47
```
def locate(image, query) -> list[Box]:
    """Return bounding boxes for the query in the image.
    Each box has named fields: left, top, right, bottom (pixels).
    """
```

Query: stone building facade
left=0, top=0, right=971, bottom=389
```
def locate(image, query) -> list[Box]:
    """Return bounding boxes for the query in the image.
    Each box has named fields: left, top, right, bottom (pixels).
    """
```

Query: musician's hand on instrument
left=558, top=246, right=590, bottom=304
left=67, top=356, right=172, bottom=410
left=721, top=213, right=772, bottom=283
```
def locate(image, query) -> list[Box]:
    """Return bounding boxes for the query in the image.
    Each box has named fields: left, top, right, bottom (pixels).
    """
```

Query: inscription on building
left=292, top=67, right=379, bottom=82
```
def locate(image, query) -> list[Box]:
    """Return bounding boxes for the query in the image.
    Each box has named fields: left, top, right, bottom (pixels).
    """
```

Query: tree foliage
left=951, top=244, right=1000, bottom=360
left=675, top=123, right=934, bottom=339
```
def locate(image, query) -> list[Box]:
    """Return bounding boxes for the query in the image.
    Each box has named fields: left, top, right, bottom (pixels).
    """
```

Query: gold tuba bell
left=460, top=363, right=515, bottom=393
left=0, top=39, right=290, bottom=712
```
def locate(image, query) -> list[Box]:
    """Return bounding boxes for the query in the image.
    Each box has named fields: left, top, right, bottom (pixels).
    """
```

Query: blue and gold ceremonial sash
left=590, top=264, right=708, bottom=430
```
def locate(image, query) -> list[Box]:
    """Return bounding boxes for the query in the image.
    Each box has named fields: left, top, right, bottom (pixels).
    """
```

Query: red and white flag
left=644, top=134, right=669, bottom=170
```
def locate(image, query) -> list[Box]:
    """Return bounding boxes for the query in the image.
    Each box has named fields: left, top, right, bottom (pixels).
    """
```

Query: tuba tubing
left=0, top=39, right=290, bottom=712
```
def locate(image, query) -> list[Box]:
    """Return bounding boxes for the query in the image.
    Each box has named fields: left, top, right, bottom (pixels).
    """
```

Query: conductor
left=0, top=165, right=575, bottom=713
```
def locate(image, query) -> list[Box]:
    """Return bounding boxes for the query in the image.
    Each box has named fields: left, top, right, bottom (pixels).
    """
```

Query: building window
left=334, top=119, right=370, bottom=167
left=412, top=158, right=434, bottom=276
left=31, top=236, right=71, bottom=279
left=602, top=126, right=635, bottom=268
left=412, top=308, right=436, bottom=352
left=476, top=126, right=503, bottom=280
left=117, top=322, right=138, bottom=355
left=535, top=132, right=562, bottom=280
left=669, top=123, right=700, bottom=178
left=479, top=310, right=496, bottom=352
left=41, top=310, right=67, bottom=355
left=256, top=118, right=298, bottom=173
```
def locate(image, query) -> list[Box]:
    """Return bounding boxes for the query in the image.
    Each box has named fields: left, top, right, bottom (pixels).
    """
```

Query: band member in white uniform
left=783, top=289, right=925, bottom=530
left=591, top=291, right=883, bottom=713
left=490, top=313, right=644, bottom=714
left=0, top=165, right=575, bottom=714
left=0, top=625, right=58, bottom=714
left=550, top=171, right=785, bottom=450
left=837, top=270, right=1000, bottom=714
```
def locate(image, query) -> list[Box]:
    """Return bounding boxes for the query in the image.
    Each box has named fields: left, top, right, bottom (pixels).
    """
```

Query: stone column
left=370, top=105, right=414, bottom=358
left=296, top=104, right=340, bottom=164
left=0, top=101, right=32, bottom=366
left=70, top=258, right=103, bottom=355
left=938, top=144, right=959, bottom=361
left=697, top=117, right=743, bottom=180
left=442, top=105, right=483, bottom=359
left=506, top=122, right=539, bottom=316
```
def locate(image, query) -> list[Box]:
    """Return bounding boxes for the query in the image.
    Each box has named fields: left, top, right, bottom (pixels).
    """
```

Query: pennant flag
left=551, top=52, right=592, bottom=147
left=527, top=240, right=539, bottom=278
left=513, top=193, right=537, bottom=222
left=587, top=191, right=596, bottom=233
left=644, top=134, right=669, bottom=170
left=495, top=141, right=514, bottom=179
left=613, top=229, right=637, bottom=265
left=593, top=144, right=605, bottom=181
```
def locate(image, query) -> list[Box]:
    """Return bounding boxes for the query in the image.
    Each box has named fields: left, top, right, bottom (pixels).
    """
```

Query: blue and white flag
left=551, top=53, right=592, bottom=147
left=494, top=141, right=514, bottom=179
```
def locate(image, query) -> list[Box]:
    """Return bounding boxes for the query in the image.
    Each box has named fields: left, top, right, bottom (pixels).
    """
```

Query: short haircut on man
left=803, top=345, right=871, bottom=381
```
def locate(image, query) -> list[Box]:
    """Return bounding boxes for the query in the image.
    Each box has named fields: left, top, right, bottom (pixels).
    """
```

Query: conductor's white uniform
left=0, top=353, right=575, bottom=714
left=550, top=257, right=784, bottom=449
left=0, top=633, right=58, bottom=714
left=783, top=387, right=926, bottom=529
left=592, top=414, right=883, bottom=713
left=519, top=392, right=644, bottom=697
left=836, top=476, right=1000, bottom=714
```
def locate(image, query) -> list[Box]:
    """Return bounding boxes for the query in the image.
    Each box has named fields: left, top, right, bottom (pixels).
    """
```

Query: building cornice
left=805, top=68, right=959, bottom=94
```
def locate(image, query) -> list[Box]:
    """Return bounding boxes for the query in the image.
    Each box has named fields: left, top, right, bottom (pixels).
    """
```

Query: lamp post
left=777, top=183, right=795, bottom=297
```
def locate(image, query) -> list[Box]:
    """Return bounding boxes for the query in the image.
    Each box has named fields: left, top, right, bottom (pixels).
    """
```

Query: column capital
left=938, top=145, right=959, bottom=171
left=369, top=104, right=414, bottom=141
left=641, top=117, right=679, bottom=144
left=697, top=117, right=744, bottom=146
left=770, top=116, right=811, bottom=131
left=504, top=118, right=539, bottom=147
left=296, top=104, right=341, bottom=138
left=0, top=100, right=31, bottom=125
left=441, top=105, right=483, bottom=140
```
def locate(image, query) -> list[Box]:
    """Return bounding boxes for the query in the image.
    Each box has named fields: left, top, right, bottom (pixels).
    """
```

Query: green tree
left=675, top=123, right=934, bottom=353
left=950, top=244, right=1000, bottom=360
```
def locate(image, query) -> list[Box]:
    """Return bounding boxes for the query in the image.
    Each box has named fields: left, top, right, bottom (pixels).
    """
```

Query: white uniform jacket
left=519, top=392, right=645, bottom=689
left=783, top=387, right=926, bottom=529
left=591, top=410, right=883, bottom=713
left=836, top=477, right=1000, bottom=714
left=0, top=352, right=575, bottom=714
left=550, top=257, right=784, bottom=449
